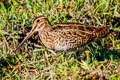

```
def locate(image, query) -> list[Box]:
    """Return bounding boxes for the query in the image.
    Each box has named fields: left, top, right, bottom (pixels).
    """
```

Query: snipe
left=15, top=15, right=110, bottom=51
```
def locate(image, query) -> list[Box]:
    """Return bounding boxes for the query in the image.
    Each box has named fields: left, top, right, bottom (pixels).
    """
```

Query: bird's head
left=15, top=15, right=50, bottom=51
left=32, top=15, right=50, bottom=32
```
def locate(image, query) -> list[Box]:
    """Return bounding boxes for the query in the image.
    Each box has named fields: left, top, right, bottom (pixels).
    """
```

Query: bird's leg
left=48, top=49, right=57, bottom=55
left=76, top=46, right=91, bottom=62
left=84, top=50, right=90, bottom=62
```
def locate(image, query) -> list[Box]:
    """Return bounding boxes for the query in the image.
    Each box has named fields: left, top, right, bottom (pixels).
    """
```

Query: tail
left=93, top=25, right=111, bottom=38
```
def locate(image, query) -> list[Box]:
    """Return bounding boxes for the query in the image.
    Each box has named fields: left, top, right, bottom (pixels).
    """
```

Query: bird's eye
left=36, top=19, right=41, bottom=22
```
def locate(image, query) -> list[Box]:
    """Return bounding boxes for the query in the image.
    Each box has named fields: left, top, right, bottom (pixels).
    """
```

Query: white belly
left=54, top=44, right=68, bottom=51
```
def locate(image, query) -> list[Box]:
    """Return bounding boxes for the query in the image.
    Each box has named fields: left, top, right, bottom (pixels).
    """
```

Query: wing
left=51, top=23, right=110, bottom=49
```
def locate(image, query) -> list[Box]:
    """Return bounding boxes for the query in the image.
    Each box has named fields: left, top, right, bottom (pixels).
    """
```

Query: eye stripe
left=38, top=22, right=44, bottom=27
left=40, top=22, right=44, bottom=27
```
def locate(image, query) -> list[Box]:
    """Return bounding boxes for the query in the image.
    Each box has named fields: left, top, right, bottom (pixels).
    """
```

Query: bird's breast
left=39, top=32, right=57, bottom=49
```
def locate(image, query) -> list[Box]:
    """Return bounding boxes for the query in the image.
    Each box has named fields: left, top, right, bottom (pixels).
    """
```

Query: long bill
left=15, top=27, right=36, bottom=51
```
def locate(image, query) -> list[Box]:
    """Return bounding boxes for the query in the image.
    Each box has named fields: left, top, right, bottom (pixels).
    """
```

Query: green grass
left=0, top=0, right=120, bottom=79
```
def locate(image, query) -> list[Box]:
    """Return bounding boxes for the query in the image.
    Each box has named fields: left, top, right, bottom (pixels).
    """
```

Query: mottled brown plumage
left=15, top=15, right=110, bottom=51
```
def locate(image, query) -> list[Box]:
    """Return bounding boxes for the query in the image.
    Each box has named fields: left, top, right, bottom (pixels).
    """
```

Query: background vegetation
left=0, top=0, right=120, bottom=79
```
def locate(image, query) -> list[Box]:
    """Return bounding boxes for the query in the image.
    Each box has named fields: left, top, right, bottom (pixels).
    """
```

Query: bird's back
left=40, top=23, right=110, bottom=51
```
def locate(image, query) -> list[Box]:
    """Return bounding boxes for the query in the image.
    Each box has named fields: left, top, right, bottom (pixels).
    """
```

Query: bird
left=15, top=15, right=110, bottom=52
